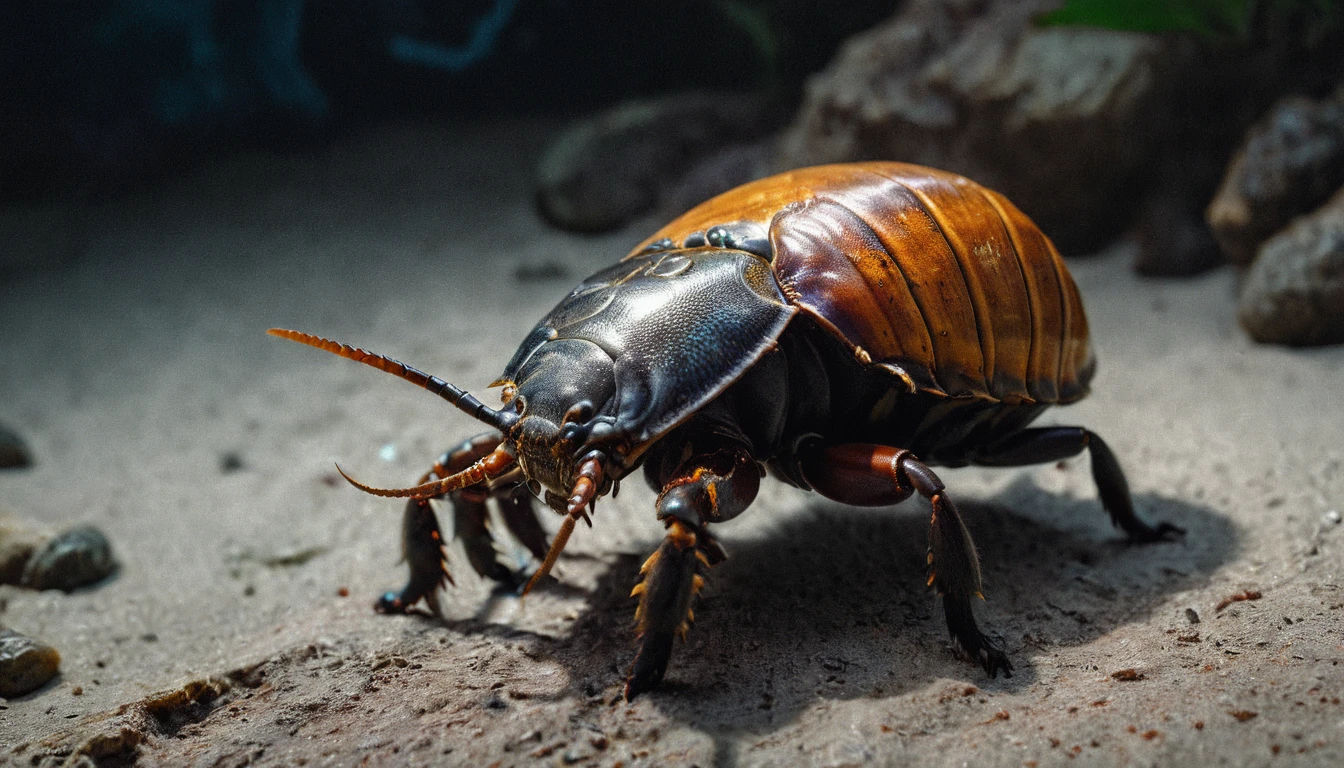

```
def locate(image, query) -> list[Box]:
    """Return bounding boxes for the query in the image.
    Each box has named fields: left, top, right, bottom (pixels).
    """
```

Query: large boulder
left=775, top=0, right=1201, bottom=253
left=1207, top=90, right=1344, bottom=267
left=1239, top=186, right=1344, bottom=346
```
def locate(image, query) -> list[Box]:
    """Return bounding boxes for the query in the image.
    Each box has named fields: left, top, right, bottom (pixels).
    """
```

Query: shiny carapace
left=271, top=162, right=1180, bottom=700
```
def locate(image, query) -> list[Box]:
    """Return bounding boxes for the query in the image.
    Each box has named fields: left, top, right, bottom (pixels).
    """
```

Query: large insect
left=271, top=162, right=1181, bottom=700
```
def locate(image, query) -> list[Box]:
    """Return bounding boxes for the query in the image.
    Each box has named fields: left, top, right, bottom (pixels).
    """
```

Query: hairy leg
left=376, top=431, right=546, bottom=613
left=625, top=441, right=758, bottom=699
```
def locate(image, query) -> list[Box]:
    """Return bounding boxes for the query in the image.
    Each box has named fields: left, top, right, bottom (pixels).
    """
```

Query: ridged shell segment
left=631, top=162, right=1093, bottom=404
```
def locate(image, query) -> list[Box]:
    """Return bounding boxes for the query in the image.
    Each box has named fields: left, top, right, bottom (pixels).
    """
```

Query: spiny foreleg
left=625, top=442, right=757, bottom=699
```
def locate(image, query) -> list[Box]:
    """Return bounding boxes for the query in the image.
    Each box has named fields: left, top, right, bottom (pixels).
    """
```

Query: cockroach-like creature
left=271, top=163, right=1180, bottom=699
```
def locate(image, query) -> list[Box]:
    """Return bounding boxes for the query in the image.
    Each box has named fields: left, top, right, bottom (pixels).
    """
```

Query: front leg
left=800, top=443, right=1012, bottom=678
left=625, top=442, right=759, bottom=700
left=378, top=431, right=541, bottom=615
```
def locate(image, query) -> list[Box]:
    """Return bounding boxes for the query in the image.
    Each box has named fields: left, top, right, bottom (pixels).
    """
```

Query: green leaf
left=1039, top=0, right=1254, bottom=37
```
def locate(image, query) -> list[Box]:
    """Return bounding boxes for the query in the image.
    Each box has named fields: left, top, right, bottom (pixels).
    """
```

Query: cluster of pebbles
left=1, top=424, right=117, bottom=699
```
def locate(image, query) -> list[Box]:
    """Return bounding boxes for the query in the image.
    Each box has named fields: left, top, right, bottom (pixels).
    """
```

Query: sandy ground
left=2, top=119, right=1343, bottom=767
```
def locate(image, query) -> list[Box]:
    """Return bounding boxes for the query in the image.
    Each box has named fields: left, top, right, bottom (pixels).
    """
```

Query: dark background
left=0, top=0, right=895, bottom=203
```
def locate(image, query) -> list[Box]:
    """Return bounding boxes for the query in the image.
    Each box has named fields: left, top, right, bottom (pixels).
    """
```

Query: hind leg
left=972, top=427, right=1183, bottom=542
left=800, top=442, right=1012, bottom=678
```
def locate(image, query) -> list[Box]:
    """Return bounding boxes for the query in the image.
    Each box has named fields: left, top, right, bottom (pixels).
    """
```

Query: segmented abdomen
left=634, top=162, right=1093, bottom=404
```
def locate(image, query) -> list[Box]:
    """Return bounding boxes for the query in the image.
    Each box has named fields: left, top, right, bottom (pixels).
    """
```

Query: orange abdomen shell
left=631, top=162, right=1094, bottom=404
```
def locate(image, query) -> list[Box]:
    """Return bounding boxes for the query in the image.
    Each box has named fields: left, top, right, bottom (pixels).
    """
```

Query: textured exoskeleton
left=271, top=162, right=1181, bottom=700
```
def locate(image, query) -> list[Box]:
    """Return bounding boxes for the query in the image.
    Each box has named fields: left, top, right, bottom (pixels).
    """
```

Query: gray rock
left=21, top=525, right=118, bottom=592
left=0, top=424, right=31, bottom=469
left=1208, top=91, right=1344, bottom=267
left=775, top=0, right=1196, bottom=253
left=536, top=91, right=775, bottom=233
left=0, top=629, right=60, bottom=698
left=1239, top=186, right=1344, bottom=345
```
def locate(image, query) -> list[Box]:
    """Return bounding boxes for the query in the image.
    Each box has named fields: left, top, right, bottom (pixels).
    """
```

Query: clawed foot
left=943, top=595, right=1013, bottom=679
left=624, top=632, right=674, bottom=701
left=374, top=589, right=441, bottom=618
left=954, top=632, right=1014, bottom=679
left=374, top=591, right=407, bottom=614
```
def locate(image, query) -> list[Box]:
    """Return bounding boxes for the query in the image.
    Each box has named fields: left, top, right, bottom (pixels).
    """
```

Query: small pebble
left=1186, top=608, right=1201, bottom=624
left=1323, top=510, right=1341, bottom=525
left=0, top=629, right=61, bottom=698
left=220, top=452, right=246, bottom=473
left=0, top=425, right=31, bottom=469
left=21, top=526, right=117, bottom=592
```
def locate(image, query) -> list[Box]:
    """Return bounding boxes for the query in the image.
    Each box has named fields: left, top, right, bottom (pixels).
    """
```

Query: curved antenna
left=268, top=328, right=518, bottom=433
left=337, top=445, right=516, bottom=500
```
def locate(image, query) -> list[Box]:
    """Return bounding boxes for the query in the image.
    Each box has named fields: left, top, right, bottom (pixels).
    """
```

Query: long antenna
left=267, top=328, right=518, bottom=433
left=335, top=446, right=516, bottom=499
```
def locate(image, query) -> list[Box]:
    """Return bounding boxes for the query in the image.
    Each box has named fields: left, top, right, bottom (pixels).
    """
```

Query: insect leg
left=453, top=486, right=516, bottom=585
left=625, top=443, right=757, bottom=700
left=625, top=519, right=710, bottom=701
left=971, top=427, right=1183, bottom=542
left=376, top=496, right=452, bottom=617
left=799, top=443, right=1012, bottom=678
left=796, top=442, right=916, bottom=506
left=375, top=432, right=503, bottom=616
left=494, top=484, right=549, bottom=564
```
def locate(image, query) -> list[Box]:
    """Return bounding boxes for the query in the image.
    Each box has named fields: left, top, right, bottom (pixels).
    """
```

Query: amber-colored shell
left=629, top=163, right=1094, bottom=404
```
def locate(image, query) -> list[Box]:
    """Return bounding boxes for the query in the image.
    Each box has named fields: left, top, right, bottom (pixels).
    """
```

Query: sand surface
left=2, top=119, right=1343, bottom=766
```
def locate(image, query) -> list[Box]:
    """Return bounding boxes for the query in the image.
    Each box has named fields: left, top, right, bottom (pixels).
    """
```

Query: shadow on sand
left=442, top=474, right=1237, bottom=762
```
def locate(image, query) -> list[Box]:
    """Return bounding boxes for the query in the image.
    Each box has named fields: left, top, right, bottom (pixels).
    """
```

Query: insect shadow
left=510, top=473, right=1238, bottom=746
